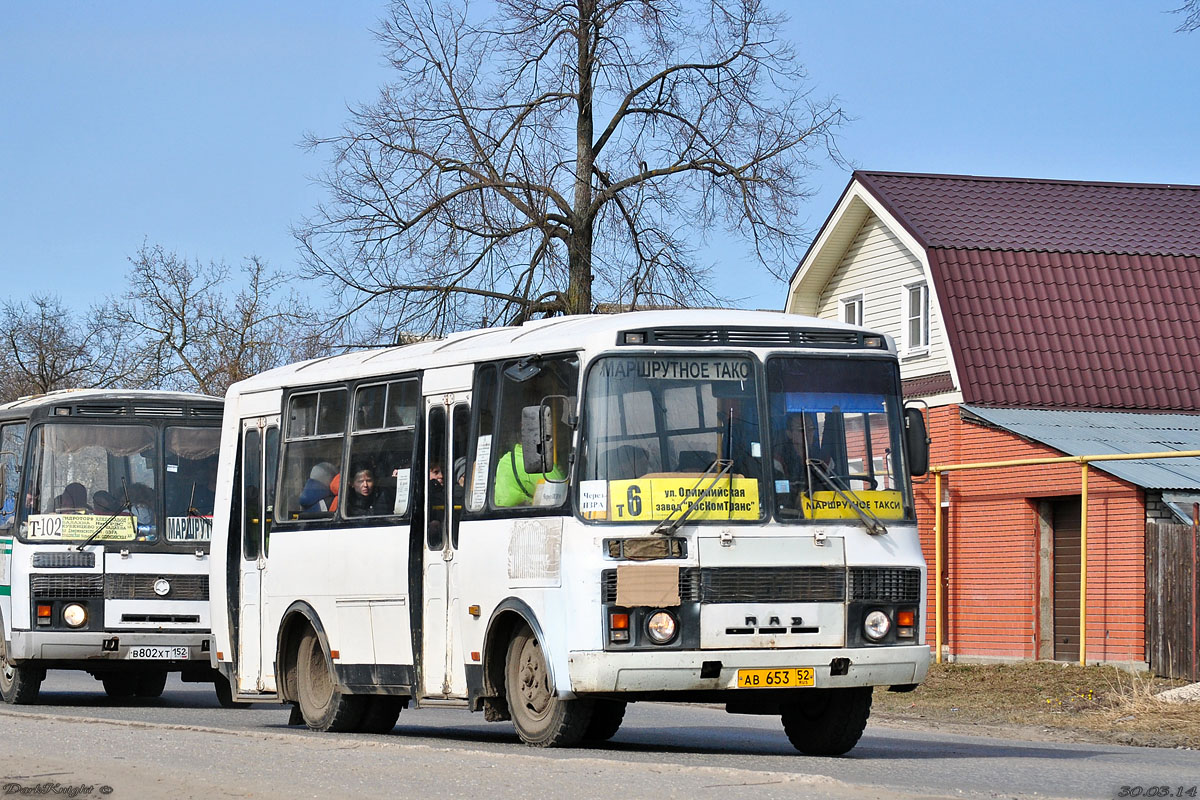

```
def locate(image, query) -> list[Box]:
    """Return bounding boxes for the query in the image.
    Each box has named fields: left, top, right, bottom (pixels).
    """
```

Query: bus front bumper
left=567, top=644, right=930, bottom=694
left=8, top=629, right=209, bottom=663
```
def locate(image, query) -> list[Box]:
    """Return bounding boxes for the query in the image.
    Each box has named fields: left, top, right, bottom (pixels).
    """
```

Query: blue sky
left=2, top=1, right=1196, bottom=317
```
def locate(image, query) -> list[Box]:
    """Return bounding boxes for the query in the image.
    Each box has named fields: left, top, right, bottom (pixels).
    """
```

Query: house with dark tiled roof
left=786, top=171, right=1200, bottom=673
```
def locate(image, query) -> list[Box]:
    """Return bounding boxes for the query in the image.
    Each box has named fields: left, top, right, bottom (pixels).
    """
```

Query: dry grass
left=870, top=662, right=1200, bottom=749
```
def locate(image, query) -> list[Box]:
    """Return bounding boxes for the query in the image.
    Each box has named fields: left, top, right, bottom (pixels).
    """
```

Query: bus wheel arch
left=275, top=601, right=329, bottom=705
left=482, top=601, right=552, bottom=709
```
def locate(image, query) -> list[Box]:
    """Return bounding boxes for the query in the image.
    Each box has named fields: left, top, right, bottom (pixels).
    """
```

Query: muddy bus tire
left=356, top=696, right=404, bottom=733
left=0, top=638, right=43, bottom=705
left=505, top=626, right=591, bottom=747
left=780, top=686, right=873, bottom=756
left=295, top=628, right=365, bottom=732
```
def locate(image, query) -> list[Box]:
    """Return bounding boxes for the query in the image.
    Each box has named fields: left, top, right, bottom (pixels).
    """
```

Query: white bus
left=0, top=390, right=225, bottom=704
left=210, top=310, right=930, bottom=754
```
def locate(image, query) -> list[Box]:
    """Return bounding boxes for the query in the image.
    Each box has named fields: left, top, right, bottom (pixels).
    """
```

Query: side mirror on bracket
left=521, top=404, right=553, bottom=475
left=904, top=404, right=930, bottom=477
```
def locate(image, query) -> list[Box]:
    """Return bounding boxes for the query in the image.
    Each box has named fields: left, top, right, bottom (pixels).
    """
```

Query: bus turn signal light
left=36, top=604, right=52, bottom=625
left=897, top=608, right=916, bottom=638
left=610, top=612, right=630, bottom=643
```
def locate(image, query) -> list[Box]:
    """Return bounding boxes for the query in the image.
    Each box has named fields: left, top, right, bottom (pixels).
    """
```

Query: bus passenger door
left=236, top=417, right=279, bottom=693
left=420, top=396, right=470, bottom=699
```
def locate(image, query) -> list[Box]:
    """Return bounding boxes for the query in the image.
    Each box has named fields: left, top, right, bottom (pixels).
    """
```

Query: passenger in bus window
left=299, top=462, right=337, bottom=513
left=328, top=473, right=340, bottom=514
left=774, top=412, right=828, bottom=497
left=54, top=482, right=88, bottom=512
left=346, top=465, right=389, bottom=516
left=428, top=461, right=445, bottom=510
left=128, top=483, right=156, bottom=541
left=453, top=457, right=466, bottom=502
left=93, top=490, right=123, bottom=515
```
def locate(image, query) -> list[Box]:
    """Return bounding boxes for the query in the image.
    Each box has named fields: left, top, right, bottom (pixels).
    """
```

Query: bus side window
left=347, top=379, right=418, bottom=520
left=0, top=423, right=25, bottom=529
left=492, top=356, right=578, bottom=509
left=278, top=388, right=347, bottom=521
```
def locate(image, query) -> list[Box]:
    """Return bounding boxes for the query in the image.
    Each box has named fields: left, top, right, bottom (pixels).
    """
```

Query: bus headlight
left=863, top=610, right=891, bottom=641
left=63, top=603, right=88, bottom=628
left=646, top=610, right=678, bottom=644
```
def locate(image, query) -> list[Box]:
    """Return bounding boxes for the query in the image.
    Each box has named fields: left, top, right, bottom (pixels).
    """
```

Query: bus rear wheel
left=295, top=628, right=365, bottom=732
left=504, top=626, right=590, bottom=747
left=356, top=696, right=403, bottom=733
left=780, top=687, right=873, bottom=756
left=0, top=638, right=43, bottom=705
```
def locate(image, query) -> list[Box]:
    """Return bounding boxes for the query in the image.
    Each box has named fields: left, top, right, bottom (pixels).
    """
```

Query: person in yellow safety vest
left=494, top=443, right=565, bottom=507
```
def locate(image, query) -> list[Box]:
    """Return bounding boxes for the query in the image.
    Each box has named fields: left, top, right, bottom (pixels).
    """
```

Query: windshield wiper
left=806, top=460, right=888, bottom=536
left=652, top=458, right=734, bottom=536
left=77, top=477, right=132, bottom=551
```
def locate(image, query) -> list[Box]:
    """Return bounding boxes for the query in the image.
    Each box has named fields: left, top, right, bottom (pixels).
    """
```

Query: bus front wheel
left=295, top=628, right=365, bottom=732
left=504, top=626, right=590, bottom=747
left=0, top=637, right=43, bottom=705
left=780, top=686, right=873, bottom=756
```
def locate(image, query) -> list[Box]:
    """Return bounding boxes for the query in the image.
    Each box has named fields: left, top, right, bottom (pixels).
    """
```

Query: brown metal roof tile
left=927, top=247, right=1200, bottom=410
left=856, top=171, right=1200, bottom=256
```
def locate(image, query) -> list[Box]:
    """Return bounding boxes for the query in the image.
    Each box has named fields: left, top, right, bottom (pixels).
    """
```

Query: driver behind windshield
left=773, top=412, right=830, bottom=505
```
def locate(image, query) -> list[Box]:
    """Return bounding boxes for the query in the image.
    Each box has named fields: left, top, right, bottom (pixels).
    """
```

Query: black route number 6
left=627, top=485, right=642, bottom=517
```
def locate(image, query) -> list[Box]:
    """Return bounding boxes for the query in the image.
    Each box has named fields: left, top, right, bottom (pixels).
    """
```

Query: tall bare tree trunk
left=568, top=0, right=596, bottom=315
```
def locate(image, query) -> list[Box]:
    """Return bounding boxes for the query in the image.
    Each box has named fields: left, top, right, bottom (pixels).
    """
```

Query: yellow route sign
left=607, top=477, right=760, bottom=522
left=801, top=490, right=905, bottom=520
left=26, top=513, right=136, bottom=541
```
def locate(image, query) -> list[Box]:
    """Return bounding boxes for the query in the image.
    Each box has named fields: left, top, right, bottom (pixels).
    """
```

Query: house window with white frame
left=905, top=282, right=930, bottom=353
left=841, top=294, right=863, bottom=327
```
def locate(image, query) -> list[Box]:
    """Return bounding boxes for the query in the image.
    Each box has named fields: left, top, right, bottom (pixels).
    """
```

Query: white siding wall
left=815, top=216, right=953, bottom=380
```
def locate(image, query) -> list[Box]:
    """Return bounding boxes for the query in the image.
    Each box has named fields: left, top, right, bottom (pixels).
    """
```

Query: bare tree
left=299, top=0, right=844, bottom=336
left=1175, top=0, right=1200, bottom=30
left=117, top=244, right=332, bottom=396
left=0, top=295, right=139, bottom=403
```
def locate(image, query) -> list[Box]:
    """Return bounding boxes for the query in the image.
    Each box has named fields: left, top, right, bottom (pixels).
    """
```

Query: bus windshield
left=765, top=356, right=912, bottom=522
left=19, top=422, right=221, bottom=545
left=578, top=355, right=765, bottom=523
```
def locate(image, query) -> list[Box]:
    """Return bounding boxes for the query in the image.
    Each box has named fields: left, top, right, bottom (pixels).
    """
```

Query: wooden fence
left=1146, top=522, right=1199, bottom=681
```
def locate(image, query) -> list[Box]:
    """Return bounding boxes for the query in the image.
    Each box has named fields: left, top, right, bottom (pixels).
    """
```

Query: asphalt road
left=1, top=672, right=1197, bottom=800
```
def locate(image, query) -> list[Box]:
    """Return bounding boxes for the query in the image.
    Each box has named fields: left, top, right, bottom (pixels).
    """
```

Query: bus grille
left=849, top=567, right=922, bottom=602
left=105, top=574, right=209, bottom=601
left=602, top=567, right=845, bottom=604
left=697, top=567, right=845, bottom=603
left=30, top=575, right=105, bottom=598
left=31, top=552, right=96, bottom=568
